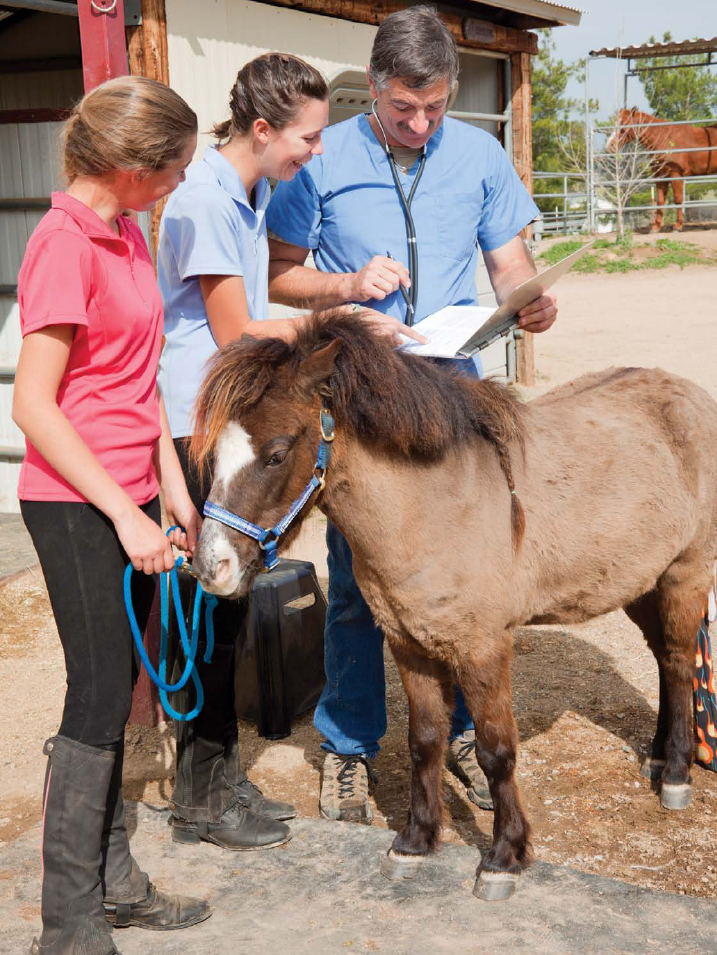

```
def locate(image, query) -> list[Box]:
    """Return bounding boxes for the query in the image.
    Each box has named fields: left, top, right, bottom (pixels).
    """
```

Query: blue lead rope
left=124, top=528, right=218, bottom=721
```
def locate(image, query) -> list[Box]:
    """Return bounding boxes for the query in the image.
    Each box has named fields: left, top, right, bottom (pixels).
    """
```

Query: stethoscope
left=371, top=99, right=427, bottom=326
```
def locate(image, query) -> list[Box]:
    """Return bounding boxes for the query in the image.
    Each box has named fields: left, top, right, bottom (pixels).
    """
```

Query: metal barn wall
left=165, top=0, right=378, bottom=154
left=0, top=115, right=67, bottom=513
left=165, top=0, right=510, bottom=377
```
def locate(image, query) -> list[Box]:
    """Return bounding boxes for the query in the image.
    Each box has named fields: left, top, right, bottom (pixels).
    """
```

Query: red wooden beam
left=0, top=108, right=71, bottom=124
left=77, top=0, right=128, bottom=92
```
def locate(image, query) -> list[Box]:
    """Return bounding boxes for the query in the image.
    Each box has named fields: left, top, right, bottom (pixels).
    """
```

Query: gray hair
left=369, top=5, right=459, bottom=92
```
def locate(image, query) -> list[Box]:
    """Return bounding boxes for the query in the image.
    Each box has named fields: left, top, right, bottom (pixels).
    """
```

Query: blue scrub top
left=158, top=145, right=271, bottom=437
left=267, top=113, right=539, bottom=327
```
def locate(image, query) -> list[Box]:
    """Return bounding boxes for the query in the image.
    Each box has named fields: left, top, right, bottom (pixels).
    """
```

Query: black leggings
left=21, top=498, right=159, bottom=748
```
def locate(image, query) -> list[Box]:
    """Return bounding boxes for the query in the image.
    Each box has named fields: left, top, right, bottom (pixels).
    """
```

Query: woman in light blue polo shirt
left=157, top=53, right=330, bottom=853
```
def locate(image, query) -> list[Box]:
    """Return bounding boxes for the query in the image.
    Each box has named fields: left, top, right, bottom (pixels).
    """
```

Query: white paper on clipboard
left=399, top=241, right=594, bottom=360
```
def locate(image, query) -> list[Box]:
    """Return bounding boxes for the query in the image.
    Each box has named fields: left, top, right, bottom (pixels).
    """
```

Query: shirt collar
left=358, top=112, right=445, bottom=164
left=202, top=144, right=271, bottom=215
left=51, top=191, right=129, bottom=241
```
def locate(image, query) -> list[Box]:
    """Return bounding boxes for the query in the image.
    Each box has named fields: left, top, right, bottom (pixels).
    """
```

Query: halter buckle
left=320, top=408, right=335, bottom=442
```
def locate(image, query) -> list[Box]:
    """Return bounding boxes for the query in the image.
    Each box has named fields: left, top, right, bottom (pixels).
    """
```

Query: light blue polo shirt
left=158, top=145, right=271, bottom=437
left=267, top=114, right=538, bottom=374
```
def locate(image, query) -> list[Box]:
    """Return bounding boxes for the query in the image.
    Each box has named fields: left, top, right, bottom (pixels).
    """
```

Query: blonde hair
left=63, top=75, right=197, bottom=183
left=212, top=52, right=328, bottom=142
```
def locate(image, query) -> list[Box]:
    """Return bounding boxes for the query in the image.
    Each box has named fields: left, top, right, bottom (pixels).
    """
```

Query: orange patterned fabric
left=695, top=613, right=717, bottom=772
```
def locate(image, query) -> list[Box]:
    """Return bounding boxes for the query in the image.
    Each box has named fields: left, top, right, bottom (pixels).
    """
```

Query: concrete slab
left=4, top=805, right=716, bottom=955
left=0, top=513, right=37, bottom=581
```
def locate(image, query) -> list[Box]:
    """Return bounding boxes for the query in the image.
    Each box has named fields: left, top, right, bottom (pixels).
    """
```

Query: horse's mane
left=192, top=312, right=526, bottom=544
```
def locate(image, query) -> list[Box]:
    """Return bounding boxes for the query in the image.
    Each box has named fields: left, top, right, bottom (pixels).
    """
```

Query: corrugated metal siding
left=166, top=0, right=378, bottom=155
left=0, top=120, right=65, bottom=512
left=0, top=69, right=83, bottom=111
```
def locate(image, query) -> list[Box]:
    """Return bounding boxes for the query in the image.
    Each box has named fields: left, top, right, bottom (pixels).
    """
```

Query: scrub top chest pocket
left=434, top=192, right=481, bottom=262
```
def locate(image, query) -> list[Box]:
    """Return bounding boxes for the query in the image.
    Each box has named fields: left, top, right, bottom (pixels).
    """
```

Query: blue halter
left=203, top=408, right=335, bottom=571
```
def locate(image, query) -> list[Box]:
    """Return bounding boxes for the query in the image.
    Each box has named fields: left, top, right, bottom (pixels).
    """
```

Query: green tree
left=532, top=29, right=584, bottom=173
left=639, top=32, right=717, bottom=120
left=531, top=30, right=596, bottom=223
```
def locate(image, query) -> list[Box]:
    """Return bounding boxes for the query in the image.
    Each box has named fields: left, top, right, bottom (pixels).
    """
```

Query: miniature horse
left=609, top=107, right=717, bottom=231
left=191, top=314, right=717, bottom=901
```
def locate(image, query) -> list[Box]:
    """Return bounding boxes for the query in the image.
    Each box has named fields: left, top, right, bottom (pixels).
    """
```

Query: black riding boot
left=100, top=740, right=211, bottom=930
left=169, top=638, right=292, bottom=849
left=30, top=736, right=120, bottom=955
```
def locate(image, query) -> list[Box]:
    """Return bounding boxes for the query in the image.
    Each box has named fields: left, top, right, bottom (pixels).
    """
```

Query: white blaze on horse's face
left=197, top=421, right=257, bottom=597
left=215, top=421, right=256, bottom=486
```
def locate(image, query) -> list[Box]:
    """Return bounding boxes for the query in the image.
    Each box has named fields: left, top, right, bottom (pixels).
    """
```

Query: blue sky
left=548, top=0, right=716, bottom=119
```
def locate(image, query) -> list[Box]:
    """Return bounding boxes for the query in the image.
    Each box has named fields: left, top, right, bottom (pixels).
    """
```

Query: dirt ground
left=2, top=229, right=717, bottom=902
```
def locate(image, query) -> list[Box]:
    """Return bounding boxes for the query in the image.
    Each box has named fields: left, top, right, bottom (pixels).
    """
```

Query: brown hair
left=212, top=52, right=328, bottom=141
left=62, top=75, right=197, bottom=183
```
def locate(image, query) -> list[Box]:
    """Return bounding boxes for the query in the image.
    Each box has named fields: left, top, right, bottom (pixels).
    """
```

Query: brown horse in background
left=190, top=314, right=717, bottom=903
left=610, top=107, right=717, bottom=231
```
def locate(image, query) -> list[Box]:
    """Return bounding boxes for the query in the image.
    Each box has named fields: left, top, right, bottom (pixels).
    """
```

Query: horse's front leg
left=456, top=637, right=532, bottom=901
left=652, top=178, right=667, bottom=231
left=671, top=174, right=684, bottom=231
left=381, top=640, right=452, bottom=881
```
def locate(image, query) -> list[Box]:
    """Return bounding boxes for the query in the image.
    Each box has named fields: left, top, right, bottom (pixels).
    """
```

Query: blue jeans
left=314, top=523, right=474, bottom=757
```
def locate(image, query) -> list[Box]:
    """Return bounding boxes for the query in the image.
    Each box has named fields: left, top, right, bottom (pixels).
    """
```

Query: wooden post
left=511, top=50, right=535, bottom=387
left=126, top=0, right=170, bottom=260
left=125, top=0, right=170, bottom=725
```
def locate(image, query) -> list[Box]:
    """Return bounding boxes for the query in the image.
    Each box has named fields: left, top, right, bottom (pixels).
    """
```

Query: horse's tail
left=495, top=444, right=526, bottom=553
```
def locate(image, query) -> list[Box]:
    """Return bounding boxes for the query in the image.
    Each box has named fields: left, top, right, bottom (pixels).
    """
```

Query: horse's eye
left=266, top=449, right=288, bottom=467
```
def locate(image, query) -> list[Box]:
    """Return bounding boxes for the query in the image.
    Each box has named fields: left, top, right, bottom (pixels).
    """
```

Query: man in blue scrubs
left=267, top=5, right=557, bottom=824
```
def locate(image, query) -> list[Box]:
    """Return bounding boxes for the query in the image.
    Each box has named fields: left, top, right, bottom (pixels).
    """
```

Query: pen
left=386, top=251, right=414, bottom=321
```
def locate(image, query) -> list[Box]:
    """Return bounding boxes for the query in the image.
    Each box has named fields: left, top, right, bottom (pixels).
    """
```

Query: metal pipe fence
left=535, top=114, right=717, bottom=235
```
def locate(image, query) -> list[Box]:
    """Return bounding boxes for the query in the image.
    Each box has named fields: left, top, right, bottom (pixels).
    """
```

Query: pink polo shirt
left=17, top=192, right=163, bottom=504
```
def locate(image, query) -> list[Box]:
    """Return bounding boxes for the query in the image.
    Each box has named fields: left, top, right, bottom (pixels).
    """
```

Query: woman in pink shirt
left=13, top=76, right=211, bottom=953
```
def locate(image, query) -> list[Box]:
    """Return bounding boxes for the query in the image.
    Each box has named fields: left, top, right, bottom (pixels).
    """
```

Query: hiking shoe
left=447, top=731, right=494, bottom=810
left=171, top=802, right=291, bottom=850
left=320, top=753, right=375, bottom=823
left=230, top=776, right=297, bottom=821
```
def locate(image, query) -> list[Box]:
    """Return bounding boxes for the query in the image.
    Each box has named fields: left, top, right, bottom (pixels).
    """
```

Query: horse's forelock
left=190, top=334, right=295, bottom=475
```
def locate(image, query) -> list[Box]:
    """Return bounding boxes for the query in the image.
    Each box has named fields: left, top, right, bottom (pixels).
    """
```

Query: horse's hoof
left=660, top=782, right=691, bottom=810
left=380, top=849, right=425, bottom=881
left=640, top=756, right=666, bottom=780
left=472, top=869, right=519, bottom=901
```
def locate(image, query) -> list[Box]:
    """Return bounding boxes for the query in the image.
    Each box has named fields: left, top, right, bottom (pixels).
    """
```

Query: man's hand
left=517, top=291, right=557, bottom=334
left=348, top=255, right=410, bottom=303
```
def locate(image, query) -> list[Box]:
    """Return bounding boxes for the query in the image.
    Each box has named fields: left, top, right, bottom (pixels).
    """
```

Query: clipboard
left=456, top=241, right=595, bottom=356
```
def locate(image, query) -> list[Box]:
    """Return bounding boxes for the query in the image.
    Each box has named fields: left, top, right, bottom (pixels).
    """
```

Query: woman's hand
left=164, top=491, right=202, bottom=558
left=114, top=505, right=176, bottom=575
left=356, top=308, right=429, bottom=347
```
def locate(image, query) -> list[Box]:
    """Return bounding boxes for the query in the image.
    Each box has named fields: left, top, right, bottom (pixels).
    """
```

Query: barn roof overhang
left=457, top=0, right=582, bottom=30
left=590, top=37, right=717, bottom=59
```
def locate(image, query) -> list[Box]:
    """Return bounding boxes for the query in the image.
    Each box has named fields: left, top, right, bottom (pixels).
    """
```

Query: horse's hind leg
left=653, top=559, right=711, bottom=809
left=623, top=591, right=670, bottom=779
left=381, top=641, right=452, bottom=881
left=455, top=637, right=531, bottom=901
left=629, top=560, right=710, bottom=810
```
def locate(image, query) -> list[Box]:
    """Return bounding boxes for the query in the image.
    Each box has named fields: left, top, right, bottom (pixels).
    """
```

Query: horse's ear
left=298, top=339, right=343, bottom=398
